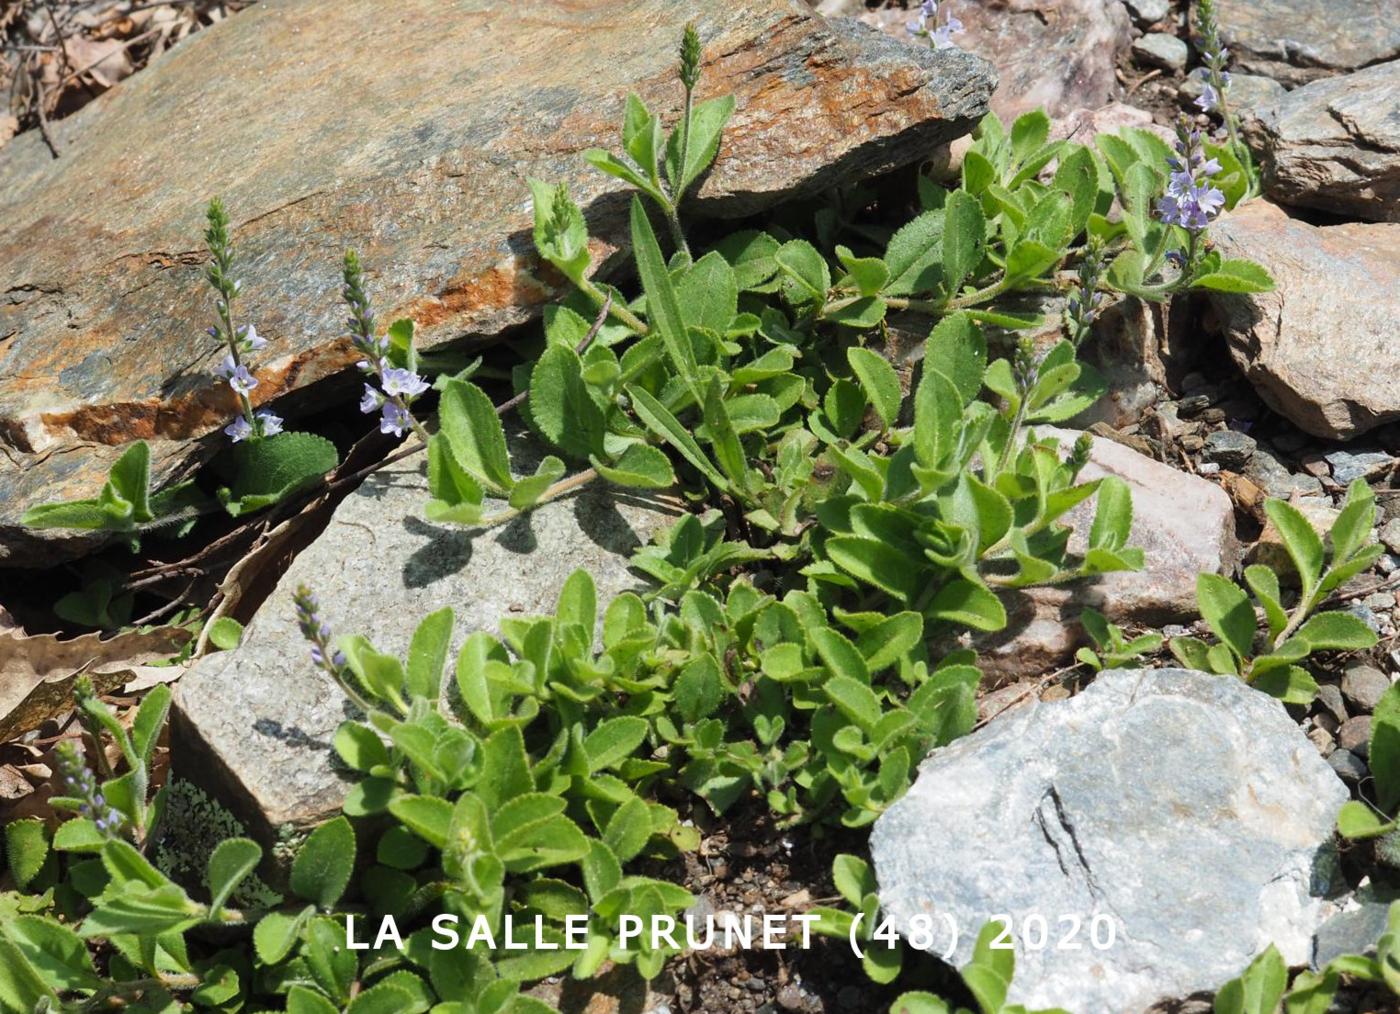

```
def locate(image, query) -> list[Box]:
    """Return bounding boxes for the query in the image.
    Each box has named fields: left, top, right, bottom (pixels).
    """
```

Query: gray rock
left=1381, top=519, right=1400, bottom=554
left=172, top=437, right=677, bottom=844
left=1316, top=682, right=1349, bottom=724
left=1342, top=665, right=1391, bottom=713
left=1338, top=716, right=1373, bottom=757
left=1325, top=449, right=1394, bottom=485
left=872, top=668, right=1349, bottom=1013
left=1327, top=747, right=1367, bottom=784
left=1181, top=72, right=1286, bottom=116
left=1122, top=0, right=1169, bottom=27
left=966, top=429, right=1236, bottom=684
left=0, top=0, right=994, bottom=567
left=1218, top=0, right=1400, bottom=86
left=1313, top=885, right=1400, bottom=968
left=1203, top=429, right=1258, bottom=470
left=1249, top=60, right=1400, bottom=223
left=1244, top=444, right=1324, bottom=499
left=1132, top=32, right=1189, bottom=72
left=1347, top=604, right=1385, bottom=637
left=1209, top=201, right=1400, bottom=441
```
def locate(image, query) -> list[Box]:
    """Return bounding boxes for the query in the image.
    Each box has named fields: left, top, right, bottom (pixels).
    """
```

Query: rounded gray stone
left=1327, top=748, right=1367, bottom=784
left=1132, top=32, right=1189, bottom=71
left=1203, top=428, right=1257, bottom=470
left=871, top=668, right=1348, bottom=1014
left=1341, top=665, right=1391, bottom=714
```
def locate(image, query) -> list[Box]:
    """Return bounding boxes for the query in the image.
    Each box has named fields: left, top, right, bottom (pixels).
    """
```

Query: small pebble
left=1379, top=553, right=1399, bottom=575
left=1347, top=604, right=1384, bottom=635
left=1380, top=519, right=1400, bottom=555
left=1197, top=461, right=1221, bottom=475
left=1203, top=429, right=1257, bottom=470
left=1325, top=449, right=1393, bottom=485
left=777, top=986, right=807, bottom=1012
left=1342, top=665, right=1391, bottom=713
left=1132, top=33, right=1188, bottom=71
left=1308, top=725, right=1336, bottom=757
left=1338, top=716, right=1372, bottom=757
left=1316, top=682, right=1349, bottom=724
left=1364, top=591, right=1397, bottom=611
left=1328, top=748, right=1368, bottom=784
left=1123, top=0, right=1169, bottom=25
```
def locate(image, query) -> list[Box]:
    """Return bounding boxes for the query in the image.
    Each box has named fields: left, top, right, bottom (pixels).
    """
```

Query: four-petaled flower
left=908, top=0, right=963, bottom=49
left=237, top=323, right=268, bottom=352
left=224, top=415, right=254, bottom=442
left=381, top=366, right=430, bottom=400
left=380, top=401, right=413, bottom=437
left=1156, top=127, right=1225, bottom=231
left=359, top=384, right=383, bottom=415
left=1194, top=81, right=1220, bottom=113
left=257, top=410, right=283, bottom=437
left=215, top=355, right=259, bottom=395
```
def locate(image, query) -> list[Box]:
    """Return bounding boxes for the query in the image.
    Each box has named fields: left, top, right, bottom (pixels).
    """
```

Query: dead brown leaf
left=0, top=625, right=190, bottom=742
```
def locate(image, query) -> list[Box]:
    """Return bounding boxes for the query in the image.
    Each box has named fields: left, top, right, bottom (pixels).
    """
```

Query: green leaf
left=677, top=251, right=739, bottom=332
left=1295, top=611, right=1378, bottom=651
left=1337, top=800, right=1395, bottom=839
left=438, top=379, right=514, bottom=496
left=1264, top=499, right=1324, bottom=602
left=889, top=992, right=952, bottom=1014
left=405, top=607, right=454, bottom=702
left=603, top=795, right=652, bottom=863
left=4, top=820, right=49, bottom=890
left=206, top=838, right=261, bottom=915
left=335, top=721, right=390, bottom=772
left=220, top=431, right=339, bottom=517
left=1252, top=665, right=1318, bottom=705
left=1196, top=573, right=1256, bottom=660
left=287, top=984, right=341, bottom=1014
left=291, top=816, right=356, bottom=909
left=253, top=905, right=314, bottom=965
left=913, top=367, right=963, bottom=472
left=627, top=385, right=728, bottom=490
left=1088, top=476, right=1133, bottom=552
left=585, top=716, right=649, bottom=773
left=942, top=188, right=986, bottom=297
left=1003, top=239, right=1060, bottom=283
left=592, top=443, right=676, bottom=490
left=207, top=616, right=244, bottom=651
left=1191, top=259, right=1275, bottom=293
left=924, top=313, right=987, bottom=406
left=631, top=197, right=699, bottom=391
left=883, top=211, right=945, bottom=296
left=824, top=676, right=881, bottom=734
left=703, top=377, right=750, bottom=489
left=584, top=148, right=662, bottom=201
left=107, top=440, right=153, bottom=521
left=1244, top=565, right=1288, bottom=641
left=925, top=579, right=1007, bottom=632
left=847, top=347, right=902, bottom=428
left=836, top=245, right=891, bottom=296
left=825, top=295, right=887, bottom=329
left=668, top=94, right=735, bottom=196
left=1371, top=684, right=1400, bottom=813
left=386, top=795, right=450, bottom=851
left=826, top=536, right=922, bottom=603
left=508, top=455, right=567, bottom=511
left=132, top=682, right=172, bottom=766
left=776, top=239, right=831, bottom=311
left=4, top=915, right=100, bottom=992
left=528, top=179, right=590, bottom=283
left=1213, top=944, right=1286, bottom=1014
left=529, top=344, right=605, bottom=460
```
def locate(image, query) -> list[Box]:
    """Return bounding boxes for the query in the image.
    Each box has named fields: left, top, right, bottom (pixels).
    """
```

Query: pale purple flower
left=237, top=323, right=267, bottom=351
left=256, top=410, right=283, bottom=437
left=1156, top=124, right=1226, bottom=231
left=380, top=401, right=412, bottom=437
left=931, top=14, right=963, bottom=48
left=1194, top=82, right=1220, bottom=113
left=359, top=384, right=383, bottom=415
left=227, top=364, right=257, bottom=395
left=224, top=414, right=254, bottom=442
left=381, top=366, right=429, bottom=400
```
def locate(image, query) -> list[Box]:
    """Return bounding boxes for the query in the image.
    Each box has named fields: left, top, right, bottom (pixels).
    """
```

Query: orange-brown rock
left=0, top=0, right=994, bottom=565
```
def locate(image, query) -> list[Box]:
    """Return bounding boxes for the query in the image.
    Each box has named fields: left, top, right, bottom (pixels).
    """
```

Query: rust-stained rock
left=0, top=0, right=994, bottom=566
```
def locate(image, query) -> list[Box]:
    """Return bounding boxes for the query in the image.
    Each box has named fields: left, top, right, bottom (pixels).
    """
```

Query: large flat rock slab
left=967, top=428, right=1236, bottom=684
left=1209, top=200, right=1400, bottom=441
left=0, top=0, right=994, bottom=566
left=872, top=668, right=1348, bottom=1013
left=1251, top=59, right=1400, bottom=223
left=1218, top=0, right=1400, bottom=86
left=171, top=446, right=677, bottom=845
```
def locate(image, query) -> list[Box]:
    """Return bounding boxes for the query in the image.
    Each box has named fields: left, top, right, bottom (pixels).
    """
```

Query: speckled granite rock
left=1250, top=60, right=1400, bottom=223
left=171, top=435, right=677, bottom=845
left=0, top=0, right=994, bottom=566
left=1209, top=200, right=1400, bottom=440
left=872, top=668, right=1349, bottom=1014
left=1218, top=0, right=1400, bottom=85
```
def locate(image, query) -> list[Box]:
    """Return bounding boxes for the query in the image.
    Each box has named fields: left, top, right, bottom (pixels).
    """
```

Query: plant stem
left=478, top=467, right=600, bottom=527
